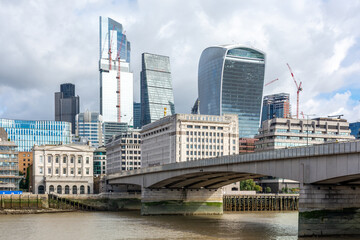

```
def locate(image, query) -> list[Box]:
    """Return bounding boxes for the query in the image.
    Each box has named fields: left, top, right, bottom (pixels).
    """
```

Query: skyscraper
left=141, top=53, right=175, bottom=126
left=261, top=93, right=290, bottom=124
left=55, top=83, right=79, bottom=134
left=75, top=111, right=104, bottom=148
left=99, top=16, right=133, bottom=125
left=133, top=102, right=141, bottom=129
left=198, top=45, right=266, bottom=138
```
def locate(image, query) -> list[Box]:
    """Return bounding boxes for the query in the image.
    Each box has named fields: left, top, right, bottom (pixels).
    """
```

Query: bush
left=265, top=187, right=272, bottom=193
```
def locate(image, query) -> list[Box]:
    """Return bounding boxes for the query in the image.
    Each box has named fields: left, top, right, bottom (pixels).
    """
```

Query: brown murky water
left=0, top=211, right=356, bottom=239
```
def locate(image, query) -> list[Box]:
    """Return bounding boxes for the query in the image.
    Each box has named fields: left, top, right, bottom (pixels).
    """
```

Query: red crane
left=116, top=31, right=126, bottom=123
left=264, top=78, right=279, bottom=86
left=287, top=63, right=303, bottom=119
left=108, top=25, right=115, bottom=70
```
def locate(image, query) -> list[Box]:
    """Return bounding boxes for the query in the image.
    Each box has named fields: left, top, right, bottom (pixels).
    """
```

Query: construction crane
left=115, top=31, right=126, bottom=123
left=301, top=111, right=305, bottom=119
left=287, top=63, right=303, bottom=119
left=264, top=78, right=279, bottom=86
left=108, top=25, right=115, bottom=70
left=328, top=114, right=344, bottom=119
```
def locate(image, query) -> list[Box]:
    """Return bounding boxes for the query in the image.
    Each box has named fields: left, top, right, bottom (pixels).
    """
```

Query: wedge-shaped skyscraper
left=198, top=45, right=266, bottom=138
left=141, top=53, right=175, bottom=126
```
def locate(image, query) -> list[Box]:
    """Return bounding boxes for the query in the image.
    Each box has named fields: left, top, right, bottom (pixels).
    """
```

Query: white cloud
left=0, top=0, right=360, bottom=123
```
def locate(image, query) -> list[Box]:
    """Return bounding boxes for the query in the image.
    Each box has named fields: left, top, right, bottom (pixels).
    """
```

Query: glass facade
left=103, top=122, right=129, bottom=144
left=350, top=122, right=360, bottom=139
left=198, top=45, right=265, bottom=138
left=0, top=119, right=71, bottom=152
left=75, top=111, right=104, bottom=148
left=261, top=93, right=291, bottom=125
left=99, top=17, right=133, bottom=124
left=141, top=53, right=175, bottom=126
left=133, top=102, right=141, bottom=129
left=93, top=147, right=106, bottom=175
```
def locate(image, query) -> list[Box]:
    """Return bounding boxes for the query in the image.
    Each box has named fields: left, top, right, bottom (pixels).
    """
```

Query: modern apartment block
left=93, top=146, right=106, bottom=176
left=261, top=93, right=290, bottom=124
left=255, top=117, right=355, bottom=151
left=0, top=119, right=71, bottom=152
left=106, top=130, right=141, bottom=174
left=239, top=138, right=258, bottom=153
left=141, top=114, right=239, bottom=167
left=141, top=53, right=175, bottom=126
left=75, top=111, right=104, bottom=148
left=32, top=144, right=94, bottom=194
left=133, top=102, right=141, bottom=129
left=99, top=16, right=133, bottom=124
left=350, top=122, right=360, bottom=139
left=0, top=128, right=21, bottom=190
left=198, top=45, right=265, bottom=138
left=103, top=122, right=129, bottom=144
left=55, top=83, right=80, bottom=134
left=18, top=151, right=33, bottom=176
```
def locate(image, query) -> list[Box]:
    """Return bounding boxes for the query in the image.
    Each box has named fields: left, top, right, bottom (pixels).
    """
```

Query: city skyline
left=0, top=1, right=360, bottom=123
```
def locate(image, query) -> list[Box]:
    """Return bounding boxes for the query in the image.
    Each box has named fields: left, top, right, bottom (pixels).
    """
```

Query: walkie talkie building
left=198, top=45, right=266, bottom=138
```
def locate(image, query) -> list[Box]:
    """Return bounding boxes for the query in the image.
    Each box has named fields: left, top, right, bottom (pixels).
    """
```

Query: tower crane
left=108, top=25, right=115, bottom=70
left=287, top=63, right=303, bottom=119
left=115, top=31, right=126, bottom=123
left=264, top=78, right=279, bottom=87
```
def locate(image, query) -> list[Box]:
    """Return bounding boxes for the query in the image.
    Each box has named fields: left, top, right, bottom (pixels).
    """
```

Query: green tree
left=254, top=185, right=262, bottom=192
left=265, top=187, right=272, bottom=193
left=240, top=179, right=262, bottom=192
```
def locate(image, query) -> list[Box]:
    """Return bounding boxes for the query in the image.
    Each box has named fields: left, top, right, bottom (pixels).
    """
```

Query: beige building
left=141, top=114, right=239, bottom=167
left=106, top=130, right=141, bottom=174
left=255, top=117, right=354, bottom=151
left=32, top=144, right=94, bottom=194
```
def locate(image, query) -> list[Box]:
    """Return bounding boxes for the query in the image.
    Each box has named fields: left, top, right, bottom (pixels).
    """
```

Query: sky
left=0, top=0, right=360, bottom=122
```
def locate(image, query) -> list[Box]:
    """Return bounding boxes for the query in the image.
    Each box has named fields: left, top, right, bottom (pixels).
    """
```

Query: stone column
left=141, top=187, right=223, bottom=215
left=299, top=184, right=360, bottom=237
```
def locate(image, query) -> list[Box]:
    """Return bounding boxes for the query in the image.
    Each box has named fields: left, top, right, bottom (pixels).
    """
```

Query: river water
left=0, top=211, right=356, bottom=239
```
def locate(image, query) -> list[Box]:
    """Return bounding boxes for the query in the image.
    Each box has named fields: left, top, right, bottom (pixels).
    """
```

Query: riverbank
left=0, top=208, right=76, bottom=215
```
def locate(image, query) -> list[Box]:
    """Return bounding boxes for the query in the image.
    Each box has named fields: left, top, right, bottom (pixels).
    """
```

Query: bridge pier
left=299, top=184, right=360, bottom=237
left=141, top=188, right=223, bottom=215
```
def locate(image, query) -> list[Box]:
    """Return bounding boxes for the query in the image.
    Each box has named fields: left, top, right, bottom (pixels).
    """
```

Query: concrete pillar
left=299, top=184, right=360, bottom=237
left=141, top=188, right=223, bottom=215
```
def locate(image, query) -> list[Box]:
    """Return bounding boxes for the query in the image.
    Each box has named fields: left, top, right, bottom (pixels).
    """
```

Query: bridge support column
left=299, top=184, right=360, bottom=237
left=141, top=188, right=223, bottom=215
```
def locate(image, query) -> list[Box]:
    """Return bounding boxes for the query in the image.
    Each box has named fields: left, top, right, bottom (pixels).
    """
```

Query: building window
left=78, top=168, right=82, bottom=174
left=48, top=156, right=52, bottom=163
left=39, top=155, right=43, bottom=164
left=55, top=168, right=59, bottom=174
left=55, top=156, right=59, bottom=163
left=72, top=185, right=77, bottom=194
left=71, top=168, right=74, bottom=174
left=86, top=157, right=89, bottom=164
left=63, top=168, right=66, bottom=175
left=48, top=168, right=51, bottom=174
left=39, top=167, right=43, bottom=174
left=57, top=185, right=62, bottom=194
left=80, top=185, right=85, bottom=194
left=63, top=156, right=67, bottom=163
left=49, top=185, right=54, bottom=193
left=71, top=156, right=74, bottom=163
left=65, top=185, right=70, bottom=194
left=86, top=168, right=89, bottom=175
left=78, top=156, right=82, bottom=164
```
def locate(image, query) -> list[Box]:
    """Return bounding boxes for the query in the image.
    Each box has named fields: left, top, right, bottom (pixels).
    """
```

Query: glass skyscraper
left=75, top=111, right=104, bottom=148
left=133, top=102, right=141, bottom=129
left=0, top=119, right=72, bottom=152
left=261, top=93, right=291, bottom=124
left=99, top=16, right=133, bottom=125
left=141, top=53, right=175, bottom=126
left=198, top=45, right=265, bottom=138
left=55, top=83, right=79, bottom=134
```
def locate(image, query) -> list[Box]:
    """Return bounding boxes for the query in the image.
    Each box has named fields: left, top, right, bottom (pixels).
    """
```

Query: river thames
left=0, top=211, right=357, bottom=239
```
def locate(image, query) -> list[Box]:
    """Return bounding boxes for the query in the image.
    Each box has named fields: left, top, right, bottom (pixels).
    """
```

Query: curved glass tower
left=198, top=45, right=265, bottom=138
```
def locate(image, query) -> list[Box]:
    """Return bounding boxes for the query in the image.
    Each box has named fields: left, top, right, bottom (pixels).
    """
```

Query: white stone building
left=106, top=130, right=141, bottom=174
left=255, top=117, right=355, bottom=151
left=32, top=144, right=94, bottom=194
left=141, top=114, right=239, bottom=167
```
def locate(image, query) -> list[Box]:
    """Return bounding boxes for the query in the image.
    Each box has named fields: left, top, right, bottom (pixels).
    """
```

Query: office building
left=191, top=99, right=200, bottom=114
left=18, top=152, right=32, bottom=176
left=198, top=45, right=265, bottom=138
left=141, top=114, right=239, bottom=167
left=106, top=130, right=141, bottom=174
left=350, top=122, right=360, bottom=139
left=133, top=102, right=141, bottom=129
left=255, top=117, right=355, bottom=151
left=32, top=143, right=94, bottom=194
left=0, top=128, right=21, bottom=190
left=75, top=111, right=104, bottom=148
left=55, top=83, right=80, bottom=134
left=0, top=119, right=71, bottom=152
left=261, top=93, right=290, bottom=124
left=239, top=138, right=258, bottom=153
left=93, top=146, right=106, bottom=176
left=99, top=16, right=133, bottom=124
left=141, top=53, right=175, bottom=126
left=103, top=122, right=129, bottom=144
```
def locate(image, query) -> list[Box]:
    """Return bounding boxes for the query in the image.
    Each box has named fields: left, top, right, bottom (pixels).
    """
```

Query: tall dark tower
left=55, top=83, right=80, bottom=134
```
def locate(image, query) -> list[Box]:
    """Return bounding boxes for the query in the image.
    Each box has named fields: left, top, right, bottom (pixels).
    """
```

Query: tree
left=240, top=179, right=262, bottom=192
left=265, top=187, right=272, bottom=193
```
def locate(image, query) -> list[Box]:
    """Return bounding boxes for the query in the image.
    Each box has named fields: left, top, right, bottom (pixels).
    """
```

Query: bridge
left=108, top=140, right=360, bottom=237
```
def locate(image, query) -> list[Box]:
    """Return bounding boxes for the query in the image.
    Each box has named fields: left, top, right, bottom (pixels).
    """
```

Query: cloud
left=0, top=0, right=360, bottom=124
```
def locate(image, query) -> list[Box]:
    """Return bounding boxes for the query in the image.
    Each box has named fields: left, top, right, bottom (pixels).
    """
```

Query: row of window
left=38, top=185, right=90, bottom=194
left=186, top=151, right=225, bottom=156
left=186, top=131, right=224, bottom=137
left=186, top=125, right=224, bottom=130
left=39, top=155, right=90, bottom=164
left=186, top=138, right=225, bottom=143
left=186, top=144, right=224, bottom=150
left=39, top=167, right=90, bottom=175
